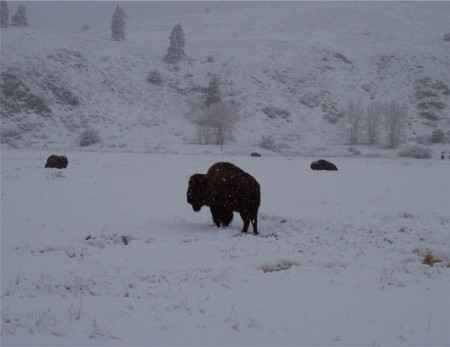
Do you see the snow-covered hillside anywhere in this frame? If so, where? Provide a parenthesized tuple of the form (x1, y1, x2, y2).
(1, 1, 449, 155)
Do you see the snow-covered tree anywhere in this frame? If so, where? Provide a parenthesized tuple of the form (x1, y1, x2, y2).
(194, 101, 239, 149)
(164, 23, 186, 63)
(384, 100, 407, 148)
(111, 5, 126, 41)
(10, 4, 27, 27)
(1, 0, 9, 28)
(205, 76, 221, 107)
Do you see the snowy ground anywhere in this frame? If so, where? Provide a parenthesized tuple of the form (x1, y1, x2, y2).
(1, 148, 449, 346)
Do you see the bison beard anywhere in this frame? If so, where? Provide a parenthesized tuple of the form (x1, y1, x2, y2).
(187, 162, 260, 235)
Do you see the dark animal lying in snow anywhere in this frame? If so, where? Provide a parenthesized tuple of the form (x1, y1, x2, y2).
(187, 162, 260, 234)
(310, 159, 338, 171)
(45, 155, 68, 169)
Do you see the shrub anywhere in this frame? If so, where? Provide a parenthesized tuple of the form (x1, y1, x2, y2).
(1, 71, 52, 118)
(46, 76, 80, 107)
(398, 145, 431, 159)
(78, 128, 101, 146)
(348, 147, 361, 155)
(260, 260, 298, 273)
(333, 52, 352, 64)
(422, 252, 441, 266)
(1, 127, 21, 141)
(261, 106, 291, 121)
(147, 69, 163, 86)
(420, 111, 438, 121)
(259, 135, 277, 151)
(431, 129, 445, 143)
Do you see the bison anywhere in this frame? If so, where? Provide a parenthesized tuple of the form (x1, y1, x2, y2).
(187, 162, 260, 235)
(310, 159, 338, 171)
(45, 155, 68, 169)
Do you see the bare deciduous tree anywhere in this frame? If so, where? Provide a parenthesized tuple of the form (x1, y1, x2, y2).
(195, 101, 239, 150)
(345, 97, 365, 145)
(205, 76, 221, 107)
(384, 100, 407, 148)
(366, 101, 383, 145)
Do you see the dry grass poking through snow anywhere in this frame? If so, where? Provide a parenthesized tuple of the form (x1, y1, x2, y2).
(421, 252, 442, 267)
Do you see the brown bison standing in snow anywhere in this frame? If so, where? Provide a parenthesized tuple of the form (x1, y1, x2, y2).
(310, 159, 338, 171)
(187, 162, 260, 235)
(45, 155, 68, 169)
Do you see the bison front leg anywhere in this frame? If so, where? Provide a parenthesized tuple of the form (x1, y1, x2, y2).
(211, 205, 233, 228)
(210, 206, 221, 228)
(221, 209, 233, 227)
(240, 211, 258, 235)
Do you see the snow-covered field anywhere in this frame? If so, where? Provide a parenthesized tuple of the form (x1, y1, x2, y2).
(1, 1, 450, 345)
(1, 148, 449, 346)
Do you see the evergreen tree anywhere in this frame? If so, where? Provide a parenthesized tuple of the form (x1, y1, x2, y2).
(164, 23, 186, 63)
(111, 5, 126, 41)
(205, 76, 221, 107)
(1, 0, 9, 28)
(10, 4, 27, 27)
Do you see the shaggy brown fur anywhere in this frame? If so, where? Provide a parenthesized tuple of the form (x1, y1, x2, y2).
(187, 162, 260, 234)
(310, 159, 337, 171)
(45, 155, 68, 169)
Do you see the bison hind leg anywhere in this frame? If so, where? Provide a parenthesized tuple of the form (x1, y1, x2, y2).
(251, 218, 258, 235)
(210, 206, 220, 227)
(240, 210, 259, 235)
(239, 211, 251, 234)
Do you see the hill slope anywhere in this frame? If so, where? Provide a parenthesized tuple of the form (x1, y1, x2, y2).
(1, 1, 449, 155)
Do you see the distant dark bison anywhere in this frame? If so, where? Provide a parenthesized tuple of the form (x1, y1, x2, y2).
(187, 162, 260, 234)
(310, 159, 338, 171)
(45, 155, 68, 169)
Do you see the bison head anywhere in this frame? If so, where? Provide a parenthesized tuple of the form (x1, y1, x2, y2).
(59, 156, 68, 168)
(187, 174, 206, 212)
